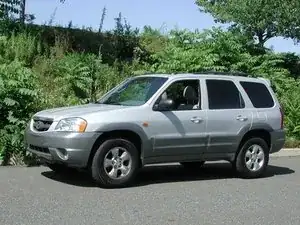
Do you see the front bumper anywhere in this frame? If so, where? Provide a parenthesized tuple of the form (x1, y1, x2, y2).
(24, 126, 101, 168)
(270, 129, 286, 153)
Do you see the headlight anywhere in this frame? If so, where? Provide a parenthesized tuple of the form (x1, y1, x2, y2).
(55, 118, 87, 132)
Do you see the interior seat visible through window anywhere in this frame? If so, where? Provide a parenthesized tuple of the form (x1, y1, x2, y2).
(177, 86, 198, 110)
(157, 79, 201, 111)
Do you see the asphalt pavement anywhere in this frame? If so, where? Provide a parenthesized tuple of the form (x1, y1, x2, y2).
(0, 156, 299, 225)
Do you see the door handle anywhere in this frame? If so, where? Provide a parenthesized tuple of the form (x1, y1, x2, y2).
(236, 115, 248, 121)
(190, 117, 203, 123)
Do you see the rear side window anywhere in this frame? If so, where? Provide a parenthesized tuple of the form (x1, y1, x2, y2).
(206, 79, 245, 109)
(240, 81, 274, 108)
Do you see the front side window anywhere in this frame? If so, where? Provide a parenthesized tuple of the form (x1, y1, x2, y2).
(155, 79, 200, 110)
(206, 79, 245, 109)
(98, 76, 168, 106)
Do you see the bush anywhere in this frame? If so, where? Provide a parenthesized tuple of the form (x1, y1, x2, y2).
(33, 52, 125, 108)
(0, 61, 40, 165)
(0, 32, 43, 67)
(280, 86, 300, 139)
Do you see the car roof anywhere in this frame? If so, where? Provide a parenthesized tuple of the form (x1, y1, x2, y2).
(135, 72, 271, 86)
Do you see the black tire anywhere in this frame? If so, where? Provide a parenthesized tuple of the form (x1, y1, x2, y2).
(91, 138, 140, 188)
(180, 161, 205, 169)
(235, 137, 269, 178)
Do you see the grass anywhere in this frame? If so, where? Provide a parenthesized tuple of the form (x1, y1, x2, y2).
(284, 138, 300, 148)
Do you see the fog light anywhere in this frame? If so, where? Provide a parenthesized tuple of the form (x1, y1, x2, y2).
(56, 148, 68, 160)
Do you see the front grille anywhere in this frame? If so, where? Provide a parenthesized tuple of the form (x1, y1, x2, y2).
(29, 145, 50, 154)
(32, 117, 53, 132)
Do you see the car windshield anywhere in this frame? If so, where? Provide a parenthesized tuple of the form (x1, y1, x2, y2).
(97, 76, 168, 106)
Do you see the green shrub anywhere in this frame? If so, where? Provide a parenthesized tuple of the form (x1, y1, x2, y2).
(35, 52, 124, 107)
(280, 85, 300, 139)
(1, 32, 43, 67)
(0, 61, 40, 165)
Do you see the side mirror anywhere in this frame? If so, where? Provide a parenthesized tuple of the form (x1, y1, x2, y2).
(153, 99, 174, 111)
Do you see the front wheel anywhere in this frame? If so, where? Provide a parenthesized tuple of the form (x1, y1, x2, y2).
(91, 138, 140, 188)
(235, 137, 269, 178)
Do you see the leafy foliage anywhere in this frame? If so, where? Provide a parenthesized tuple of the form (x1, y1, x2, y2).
(0, 0, 20, 16)
(150, 28, 253, 72)
(0, 32, 42, 66)
(52, 53, 122, 104)
(0, 61, 39, 165)
(0, 0, 65, 23)
(196, 0, 300, 45)
(280, 84, 300, 139)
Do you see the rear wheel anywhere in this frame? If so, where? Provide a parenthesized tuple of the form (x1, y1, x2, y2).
(235, 137, 269, 178)
(91, 138, 140, 188)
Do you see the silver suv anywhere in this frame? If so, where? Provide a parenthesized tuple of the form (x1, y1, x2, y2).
(25, 72, 285, 188)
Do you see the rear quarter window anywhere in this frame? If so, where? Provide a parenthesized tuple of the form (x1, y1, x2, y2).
(240, 81, 274, 108)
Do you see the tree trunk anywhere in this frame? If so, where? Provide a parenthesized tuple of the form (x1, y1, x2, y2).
(19, 0, 26, 23)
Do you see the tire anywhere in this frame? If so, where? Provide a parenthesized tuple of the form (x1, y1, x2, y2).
(235, 137, 269, 178)
(180, 161, 205, 169)
(91, 138, 140, 188)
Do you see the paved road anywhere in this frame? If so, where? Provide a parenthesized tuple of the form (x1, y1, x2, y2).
(0, 157, 299, 225)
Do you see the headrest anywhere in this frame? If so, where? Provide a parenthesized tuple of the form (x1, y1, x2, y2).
(183, 86, 197, 100)
(161, 92, 168, 100)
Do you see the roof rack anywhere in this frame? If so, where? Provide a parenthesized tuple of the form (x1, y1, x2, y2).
(138, 71, 252, 77)
(191, 71, 250, 77)
(140, 71, 250, 76)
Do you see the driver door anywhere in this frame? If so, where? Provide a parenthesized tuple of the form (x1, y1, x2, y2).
(148, 78, 208, 159)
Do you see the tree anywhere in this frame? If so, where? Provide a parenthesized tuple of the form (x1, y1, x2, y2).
(0, 0, 20, 18)
(0, 0, 65, 23)
(196, 0, 300, 47)
(150, 28, 256, 73)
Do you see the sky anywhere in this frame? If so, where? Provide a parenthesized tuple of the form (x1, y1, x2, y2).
(26, 0, 300, 54)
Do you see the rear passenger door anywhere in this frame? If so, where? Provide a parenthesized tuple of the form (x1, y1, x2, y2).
(204, 78, 253, 154)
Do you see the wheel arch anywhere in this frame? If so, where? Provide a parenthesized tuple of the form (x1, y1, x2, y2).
(87, 123, 150, 168)
(237, 128, 272, 156)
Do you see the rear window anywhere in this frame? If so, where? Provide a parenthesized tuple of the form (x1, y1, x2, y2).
(240, 81, 274, 108)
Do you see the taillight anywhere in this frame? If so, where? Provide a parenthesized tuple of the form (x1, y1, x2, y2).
(279, 107, 284, 129)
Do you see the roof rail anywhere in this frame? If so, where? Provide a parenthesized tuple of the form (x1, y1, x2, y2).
(138, 71, 253, 77)
(192, 71, 250, 77)
(139, 72, 176, 75)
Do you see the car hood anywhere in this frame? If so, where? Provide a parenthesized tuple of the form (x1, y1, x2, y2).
(33, 103, 128, 121)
